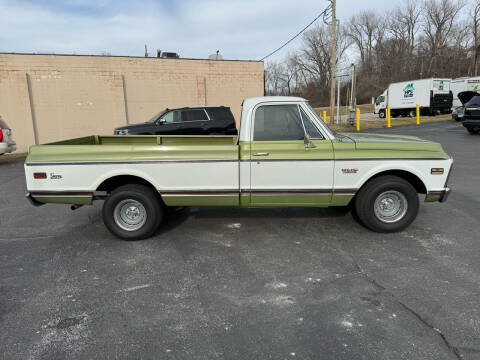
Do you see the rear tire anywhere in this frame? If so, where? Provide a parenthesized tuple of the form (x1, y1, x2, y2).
(408, 110, 416, 117)
(102, 184, 163, 240)
(354, 176, 419, 233)
(467, 127, 479, 134)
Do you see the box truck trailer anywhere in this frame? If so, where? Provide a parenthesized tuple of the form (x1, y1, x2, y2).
(451, 77, 480, 109)
(374, 78, 453, 118)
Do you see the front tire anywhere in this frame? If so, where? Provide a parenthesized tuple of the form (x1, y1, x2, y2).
(102, 184, 163, 240)
(379, 109, 386, 118)
(354, 176, 419, 233)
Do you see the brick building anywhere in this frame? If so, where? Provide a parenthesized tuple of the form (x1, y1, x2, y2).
(0, 53, 264, 153)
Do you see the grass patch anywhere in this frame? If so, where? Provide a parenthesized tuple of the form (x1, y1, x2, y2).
(0, 152, 27, 161)
(326, 114, 452, 132)
(314, 104, 374, 116)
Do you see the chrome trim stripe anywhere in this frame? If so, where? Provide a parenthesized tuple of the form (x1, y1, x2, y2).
(335, 158, 450, 161)
(25, 157, 449, 166)
(26, 159, 237, 166)
(30, 189, 356, 199)
(240, 159, 333, 162)
(162, 194, 237, 197)
(249, 193, 332, 197)
(32, 195, 92, 198)
(30, 191, 93, 196)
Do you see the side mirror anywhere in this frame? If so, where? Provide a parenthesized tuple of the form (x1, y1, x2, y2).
(157, 118, 166, 125)
(304, 134, 316, 148)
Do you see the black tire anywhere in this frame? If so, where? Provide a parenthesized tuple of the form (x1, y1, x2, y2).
(102, 184, 164, 240)
(379, 110, 386, 118)
(467, 127, 479, 134)
(354, 175, 419, 233)
(408, 110, 416, 118)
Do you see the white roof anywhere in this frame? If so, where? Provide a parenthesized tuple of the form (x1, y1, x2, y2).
(239, 96, 308, 142)
(243, 96, 306, 107)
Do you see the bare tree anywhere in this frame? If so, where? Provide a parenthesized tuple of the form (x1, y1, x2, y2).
(267, 0, 474, 106)
(388, 0, 421, 54)
(348, 11, 384, 69)
(471, 0, 480, 75)
(422, 0, 466, 74)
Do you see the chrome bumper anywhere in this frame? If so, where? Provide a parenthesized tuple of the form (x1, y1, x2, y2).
(25, 192, 45, 207)
(425, 187, 451, 203)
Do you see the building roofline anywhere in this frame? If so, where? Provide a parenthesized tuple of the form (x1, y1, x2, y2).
(0, 52, 263, 63)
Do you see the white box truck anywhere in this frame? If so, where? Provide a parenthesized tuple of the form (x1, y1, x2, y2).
(451, 77, 480, 109)
(374, 78, 453, 118)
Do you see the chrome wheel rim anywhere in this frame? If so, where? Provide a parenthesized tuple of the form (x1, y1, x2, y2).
(374, 191, 408, 223)
(113, 199, 147, 231)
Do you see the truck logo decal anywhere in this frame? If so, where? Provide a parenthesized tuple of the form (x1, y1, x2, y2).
(403, 83, 414, 98)
(50, 173, 63, 180)
(342, 168, 358, 174)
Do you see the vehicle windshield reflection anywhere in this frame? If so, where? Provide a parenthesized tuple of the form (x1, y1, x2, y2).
(148, 109, 168, 123)
(305, 103, 334, 138)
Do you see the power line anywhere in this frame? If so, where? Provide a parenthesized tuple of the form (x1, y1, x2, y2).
(259, 6, 331, 61)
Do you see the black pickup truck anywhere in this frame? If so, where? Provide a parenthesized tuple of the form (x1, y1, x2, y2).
(114, 106, 237, 135)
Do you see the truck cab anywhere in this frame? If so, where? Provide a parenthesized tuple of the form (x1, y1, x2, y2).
(374, 90, 387, 118)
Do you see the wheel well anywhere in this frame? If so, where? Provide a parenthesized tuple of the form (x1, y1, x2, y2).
(363, 170, 427, 194)
(96, 175, 157, 193)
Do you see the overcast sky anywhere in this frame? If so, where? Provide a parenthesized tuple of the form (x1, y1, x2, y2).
(1, 0, 409, 61)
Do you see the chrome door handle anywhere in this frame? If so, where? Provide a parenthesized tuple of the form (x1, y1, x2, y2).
(252, 152, 269, 156)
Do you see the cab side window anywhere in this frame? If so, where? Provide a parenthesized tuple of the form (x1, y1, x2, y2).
(253, 104, 305, 141)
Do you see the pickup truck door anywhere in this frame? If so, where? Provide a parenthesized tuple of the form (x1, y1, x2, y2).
(248, 103, 334, 206)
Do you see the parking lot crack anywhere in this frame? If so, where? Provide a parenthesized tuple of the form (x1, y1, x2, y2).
(351, 261, 462, 360)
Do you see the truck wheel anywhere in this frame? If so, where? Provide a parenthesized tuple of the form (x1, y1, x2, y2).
(102, 184, 163, 240)
(467, 127, 479, 134)
(408, 110, 416, 117)
(354, 176, 419, 233)
(379, 110, 386, 118)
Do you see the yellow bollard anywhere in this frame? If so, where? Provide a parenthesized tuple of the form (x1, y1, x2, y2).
(322, 111, 327, 123)
(416, 104, 420, 125)
(356, 108, 360, 131)
(387, 106, 391, 128)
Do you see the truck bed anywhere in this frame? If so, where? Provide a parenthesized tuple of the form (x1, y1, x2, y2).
(26, 135, 239, 164)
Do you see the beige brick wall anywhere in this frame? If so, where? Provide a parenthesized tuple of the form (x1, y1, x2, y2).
(0, 54, 264, 153)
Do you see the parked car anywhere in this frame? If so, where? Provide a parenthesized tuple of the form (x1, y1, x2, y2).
(0, 117, 16, 155)
(451, 107, 464, 121)
(25, 96, 453, 240)
(458, 91, 480, 134)
(114, 106, 237, 136)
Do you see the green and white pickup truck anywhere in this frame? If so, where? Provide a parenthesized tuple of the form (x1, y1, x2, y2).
(25, 96, 452, 240)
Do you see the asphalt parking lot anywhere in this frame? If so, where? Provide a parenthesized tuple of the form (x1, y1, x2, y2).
(1, 121, 479, 360)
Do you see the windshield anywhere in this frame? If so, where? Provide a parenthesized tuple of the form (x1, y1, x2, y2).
(465, 95, 480, 107)
(148, 109, 168, 123)
(305, 103, 335, 138)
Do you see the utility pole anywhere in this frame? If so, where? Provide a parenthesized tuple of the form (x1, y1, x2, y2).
(329, 0, 337, 125)
(348, 63, 356, 124)
(350, 64, 356, 110)
(336, 77, 341, 124)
